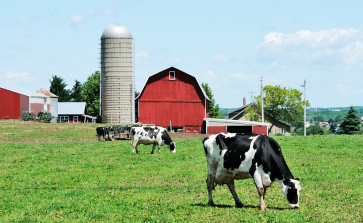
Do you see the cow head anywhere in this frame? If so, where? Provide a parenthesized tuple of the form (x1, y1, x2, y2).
(282, 178, 301, 209)
(168, 142, 176, 153)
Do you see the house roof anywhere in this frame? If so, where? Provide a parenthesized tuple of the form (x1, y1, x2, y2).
(0, 82, 49, 98)
(227, 102, 255, 120)
(228, 102, 291, 126)
(58, 102, 87, 115)
(135, 66, 210, 101)
(36, 88, 58, 97)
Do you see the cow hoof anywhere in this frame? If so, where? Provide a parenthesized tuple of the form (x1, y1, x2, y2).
(236, 202, 244, 208)
(208, 201, 215, 207)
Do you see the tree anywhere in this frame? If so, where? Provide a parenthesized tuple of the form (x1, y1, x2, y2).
(245, 85, 310, 134)
(201, 83, 223, 119)
(306, 125, 324, 135)
(49, 75, 71, 102)
(71, 80, 83, 102)
(81, 71, 100, 119)
(337, 106, 362, 135)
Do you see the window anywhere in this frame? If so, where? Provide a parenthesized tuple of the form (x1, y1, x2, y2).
(59, 116, 69, 123)
(281, 128, 286, 134)
(73, 116, 78, 123)
(193, 129, 198, 133)
(169, 71, 175, 80)
(186, 129, 191, 132)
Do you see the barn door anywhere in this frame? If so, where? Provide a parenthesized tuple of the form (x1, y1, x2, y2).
(226, 126, 252, 134)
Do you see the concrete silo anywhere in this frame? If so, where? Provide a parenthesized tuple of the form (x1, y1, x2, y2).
(100, 23, 135, 124)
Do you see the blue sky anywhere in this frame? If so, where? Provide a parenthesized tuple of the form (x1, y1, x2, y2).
(1, 0, 363, 108)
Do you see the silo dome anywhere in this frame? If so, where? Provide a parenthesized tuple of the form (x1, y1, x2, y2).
(101, 23, 133, 39)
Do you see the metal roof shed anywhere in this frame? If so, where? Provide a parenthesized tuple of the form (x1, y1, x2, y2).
(202, 118, 269, 135)
(58, 102, 97, 123)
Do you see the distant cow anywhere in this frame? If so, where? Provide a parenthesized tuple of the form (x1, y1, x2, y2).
(203, 133, 301, 210)
(96, 127, 114, 141)
(131, 126, 176, 154)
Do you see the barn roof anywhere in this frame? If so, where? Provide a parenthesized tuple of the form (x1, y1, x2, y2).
(0, 82, 49, 98)
(36, 88, 58, 97)
(136, 66, 210, 101)
(58, 102, 87, 115)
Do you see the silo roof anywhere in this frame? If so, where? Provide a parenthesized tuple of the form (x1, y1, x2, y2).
(0, 82, 49, 98)
(101, 23, 133, 39)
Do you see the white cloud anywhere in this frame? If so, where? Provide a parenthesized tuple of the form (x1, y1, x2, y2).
(256, 28, 363, 68)
(167, 58, 181, 64)
(63, 7, 120, 24)
(336, 83, 354, 93)
(5, 71, 28, 78)
(136, 51, 150, 59)
(136, 51, 151, 66)
(203, 70, 217, 81)
(214, 54, 230, 64)
(263, 62, 288, 71)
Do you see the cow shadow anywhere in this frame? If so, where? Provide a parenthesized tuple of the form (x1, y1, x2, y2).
(191, 203, 288, 210)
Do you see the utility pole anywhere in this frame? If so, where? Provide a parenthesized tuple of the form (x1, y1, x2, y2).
(248, 92, 253, 103)
(261, 77, 264, 123)
(300, 79, 307, 136)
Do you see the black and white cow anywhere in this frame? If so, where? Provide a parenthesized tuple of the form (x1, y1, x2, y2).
(203, 133, 301, 210)
(96, 127, 114, 141)
(131, 126, 176, 154)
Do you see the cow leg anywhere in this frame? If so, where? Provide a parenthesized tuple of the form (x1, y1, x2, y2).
(253, 171, 267, 211)
(97, 135, 101, 141)
(227, 179, 243, 207)
(151, 144, 156, 154)
(132, 140, 139, 153)
(207, 172, 215, 206)
(158, 145, 161, 154)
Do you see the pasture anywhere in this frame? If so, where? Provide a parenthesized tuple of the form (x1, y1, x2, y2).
(0, 122, 362, 222)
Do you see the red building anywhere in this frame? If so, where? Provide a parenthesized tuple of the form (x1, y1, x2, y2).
(136, 67, 210, 133)
(0, 83, 50, 119)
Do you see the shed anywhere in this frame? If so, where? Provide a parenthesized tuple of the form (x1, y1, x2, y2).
(202, 118, 269, 135)
(58, 102, 97, 123)
(0, 83, 50, 119)
(227, 102, 291, 135)
(136, 67, 210, 132)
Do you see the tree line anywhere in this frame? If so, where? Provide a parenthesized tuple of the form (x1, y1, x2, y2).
(49, 71, 100, 119)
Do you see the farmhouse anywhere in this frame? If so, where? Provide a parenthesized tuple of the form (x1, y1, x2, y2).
(228, 100, 291, 135)
(0, 83, 50, 119)
(58, 102, 97, 123)
(136, 67, 210, 133)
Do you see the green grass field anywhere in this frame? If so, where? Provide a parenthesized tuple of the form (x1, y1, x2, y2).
(0, 122, 362, 222)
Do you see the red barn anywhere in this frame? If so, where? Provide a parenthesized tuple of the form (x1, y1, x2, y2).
(0, 83, 50, 119)
(136, 67, 210, 133)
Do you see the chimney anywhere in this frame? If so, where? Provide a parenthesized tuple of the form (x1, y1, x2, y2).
(243, 97, 246, 106)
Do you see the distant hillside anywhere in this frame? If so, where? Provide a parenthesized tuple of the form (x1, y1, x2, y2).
(219, 108, 237, 119)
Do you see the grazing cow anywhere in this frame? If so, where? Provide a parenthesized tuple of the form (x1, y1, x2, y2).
(203, 133, 301, 210)
(96, 127, 114, 141)
(131, 126, 176, 154)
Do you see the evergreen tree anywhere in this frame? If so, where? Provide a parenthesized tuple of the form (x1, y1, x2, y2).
(71, 80, 83, 102)
(201, 83, 223, 119)
(49, 75, 71, 102)
(337, 106, 362, 134)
